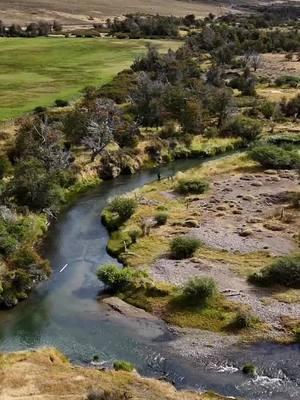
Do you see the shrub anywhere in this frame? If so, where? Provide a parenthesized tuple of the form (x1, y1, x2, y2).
(234, 310, 258, 329)
(259, 101, 276, 119)
(275, 75, 300, 88)
(170, 236, 201, 259)
(33, 106, 47, 114)
(182, 277, 217, 306)
(127, 227, 142, 243)
(54, 99, 69, 107)
(97, 263, 149, 292)
(249, 144, 300, 169)
(222, 116, 262, 142)
(108, 196, 137, 223)
(113, 360, 134, 372)
(87, 389, 128, 400)
(0, 156, 10, 179)
(295, 328, 300, 343)
(249, 255, 300, 288)
(242, 363, 257, 376)
(155, 212, 168, 226)
(176, 178, 209, 195)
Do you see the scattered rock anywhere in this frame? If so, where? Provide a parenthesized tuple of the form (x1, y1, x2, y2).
(183, 219, 199, 227)
(239, 228, 253, 237)
(216, 205, 227, 211)
(263, 222, 285, 231)
(264, 169, 278, 175)
(243, 195, 256, 201)
(251, 181, 263, 187)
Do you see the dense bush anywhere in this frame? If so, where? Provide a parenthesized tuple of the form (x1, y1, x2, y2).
(221, 116, 262, 142)
(176, 178, 209, 195)
(275, 75, 300, 88)
(242, 364, 257, 376)
(249, 144, 300, 169)
(234, 310, 258, 329)
(54, 99, 69, 107)
(97, 263, 149, 292)
(295, 328, 300, 343)
(108, 196, 137, 224)
(249, 255, 300, 288)
(113, 360, 135, 372)
(182, 277, 217, 306)
(155, 212, 168, 226)
(0, 156, 10, 179)
(170, 236, 201, 259)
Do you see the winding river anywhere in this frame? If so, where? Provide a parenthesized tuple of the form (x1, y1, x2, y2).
(0, 157, 299, 399)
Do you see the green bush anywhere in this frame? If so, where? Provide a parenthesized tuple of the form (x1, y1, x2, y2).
(0, 156, 10, 179)
(295, 328, 300, 343)
(182, 277, 217, 306)
(170, 236, 201, 259)
(249, 144, 300, 169)
(249, 255, 300, 288)
(155, 212, 168, 226)
(97, 263, 149, 293)
(54, 99, 69, 107)
(127, 227, 142, 243)
(222, 116, 262, 142)
(113, 360, 134, 372)
(176, 178, 209, 195)
(275, 75, 300, 88)
(234, 310, 258, 329)
(242, 363, 257, 377)
(108, 196, 137, 224)
(259, 101, 276, 119)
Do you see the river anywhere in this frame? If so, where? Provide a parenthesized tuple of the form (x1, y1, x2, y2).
(0, 157, 299, 400)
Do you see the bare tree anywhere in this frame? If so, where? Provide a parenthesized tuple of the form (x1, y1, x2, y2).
(242, 52, 262, 72)
(32, 118, 72, 171)
(81, 99, 119, 161)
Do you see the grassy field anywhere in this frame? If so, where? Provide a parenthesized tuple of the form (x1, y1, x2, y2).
(0, 37, 179, 121)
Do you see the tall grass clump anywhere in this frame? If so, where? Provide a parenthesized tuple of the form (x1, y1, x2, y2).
(97, 263, 149, 293)
(249, 255, 300, 288)
(170, 236, 201, 259)
(182, 277, 217, 306)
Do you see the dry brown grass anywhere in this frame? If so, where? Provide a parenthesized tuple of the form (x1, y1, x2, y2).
(0, 348, 226, 400)
(0, 0, 231, 25)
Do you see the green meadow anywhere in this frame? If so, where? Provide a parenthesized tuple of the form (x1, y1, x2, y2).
(0, 37, 179, 121)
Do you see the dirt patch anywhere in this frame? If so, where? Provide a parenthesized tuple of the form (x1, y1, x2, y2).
(189, 170, 298, 256)
(259, 53, 300, 80)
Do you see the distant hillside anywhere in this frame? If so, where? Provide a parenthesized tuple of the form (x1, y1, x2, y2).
(0, 0, 232, 25)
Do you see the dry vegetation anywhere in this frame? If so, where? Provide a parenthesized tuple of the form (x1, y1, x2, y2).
(0, 0, 231, 25)
(0, 348, 228, 400)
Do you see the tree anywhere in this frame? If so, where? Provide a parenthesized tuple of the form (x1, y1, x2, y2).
(207, 87, 233, 128)
(8, 158, 56, 210)
(242, 52, 262, 72)
(53, 20, 63, 33)
(130, 72, 166, 127)
(81, 99, 119, 161)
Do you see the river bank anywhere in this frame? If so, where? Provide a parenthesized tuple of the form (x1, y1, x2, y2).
(0, 155, 299, 399)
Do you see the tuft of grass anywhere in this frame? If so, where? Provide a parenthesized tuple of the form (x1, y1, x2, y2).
(113, 360, 135, 372)
(170, 236, 202, 259)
